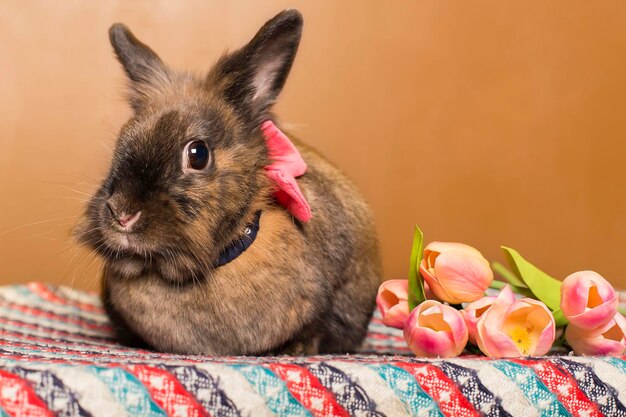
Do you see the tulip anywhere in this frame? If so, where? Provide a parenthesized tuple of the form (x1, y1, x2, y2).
(404, 300, 468, 358)
(560, 271, 618, 330)
(476, 285, 555, 357)
(376, 280, 410, 329)
(419, 242, 493, 304)
(461, 296, 496, 344)
(565, 313, 626, 356)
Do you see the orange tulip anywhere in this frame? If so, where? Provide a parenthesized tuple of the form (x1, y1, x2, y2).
(420, 242, 493, 304)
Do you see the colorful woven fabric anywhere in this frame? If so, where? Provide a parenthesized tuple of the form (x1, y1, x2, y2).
(0, 283, 624, 416)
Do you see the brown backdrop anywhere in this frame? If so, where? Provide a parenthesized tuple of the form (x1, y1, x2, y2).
(1, 1, 626, 291)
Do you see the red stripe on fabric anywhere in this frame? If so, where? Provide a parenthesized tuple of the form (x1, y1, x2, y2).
(511, 359, 601, 417)
(0, 338, 118, 357)
(268, 364, 350, 417)
(0, 353, 193, 367)
(0, 340, 209, 364)
(0, 354, 94, 365)
(395, 362, 480, 417)
(364, 341, 411, 349)
(362, 346, 411, 352)
(366, 333, 405, 341)
(0, 329, 130, 351)
(27, 283, 104, 313)
(0, 301, 110, 331)
(0, 330, 163, 358)
(0, 317, 113, 343)
(126, 365, 210, 417)
(0, 370, 54, 417)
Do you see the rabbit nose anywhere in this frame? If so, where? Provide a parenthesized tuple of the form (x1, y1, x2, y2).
(107, 199, 141, 229)
(116, 211, 141, 229)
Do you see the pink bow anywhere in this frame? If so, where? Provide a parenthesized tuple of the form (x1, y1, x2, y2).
(261, 120, 312, 222)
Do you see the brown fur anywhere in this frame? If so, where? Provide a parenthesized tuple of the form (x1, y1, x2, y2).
(76, 10, 381, 355)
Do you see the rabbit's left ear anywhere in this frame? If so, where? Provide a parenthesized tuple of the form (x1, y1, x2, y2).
(109, 23, 170, 110)
(210, 9, 303, 119)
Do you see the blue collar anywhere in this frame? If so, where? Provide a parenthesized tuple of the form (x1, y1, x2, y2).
(215, 211, 262, 267)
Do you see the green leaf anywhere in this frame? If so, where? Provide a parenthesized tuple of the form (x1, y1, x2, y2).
(552, 309, 569, 327)
(488, 280, 507, 290)
(488, 280, 534, 298)
(491, 261, 528, 288)
(408, 226, 426, 310)
(501, 246, 563, 312)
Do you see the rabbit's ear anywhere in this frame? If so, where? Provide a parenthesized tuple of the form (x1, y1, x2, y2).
(211, 10, 303, 118)
(109, 24, 169, 110)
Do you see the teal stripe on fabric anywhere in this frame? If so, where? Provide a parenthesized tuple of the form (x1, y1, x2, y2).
(493, 360, 570, 417)
(16, 286, 48, 303)
(230, 365, 312, 417)
(605, 357, 626, 374)
(89, 366, 167, 417)
(369, 364, 443, 417)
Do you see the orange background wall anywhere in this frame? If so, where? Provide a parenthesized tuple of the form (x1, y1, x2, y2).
(1, 1, 626, 291)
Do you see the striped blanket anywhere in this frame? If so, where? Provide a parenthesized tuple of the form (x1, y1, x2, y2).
(0, 283, 624, 417)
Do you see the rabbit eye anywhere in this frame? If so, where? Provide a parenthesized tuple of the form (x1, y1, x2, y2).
(183, 140, 211, 172)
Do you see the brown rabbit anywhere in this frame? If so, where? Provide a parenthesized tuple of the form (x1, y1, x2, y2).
(76, 9, 381, 355)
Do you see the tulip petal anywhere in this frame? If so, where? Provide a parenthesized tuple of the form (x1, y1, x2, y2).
(419, 263, 448, 301)
(519, 298, 556, 355)
(560, 271, 618, 330)
(462, 296, 496, 344)
(566, 313, 626, 356)
(377, 280, 409, 303)
(475, 286, 555, 357)
(441, 304, 469, 347)
(477, 290, 522, 357)
(477, 321, 520, 357)
(418, 305, 452, 332)
(534, 321, 557, 356)
(382, 302, 410, 329)
(432, 251, 493, 304)
(376, 280, 410, 329)
(566, 295, 618, 330)
(404, 300, 468, 358)
(424, 242, 485, 259)
(405, 326, 457, 357)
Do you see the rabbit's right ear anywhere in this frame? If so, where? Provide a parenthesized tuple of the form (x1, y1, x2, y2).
(209, 10, 303, 122)
(109, 24, 169, 110)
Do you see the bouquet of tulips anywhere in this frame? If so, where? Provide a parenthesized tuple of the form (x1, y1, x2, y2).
(376, 226, 626, 358)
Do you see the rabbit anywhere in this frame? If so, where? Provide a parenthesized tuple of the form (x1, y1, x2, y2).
(75, 9, 382, 355)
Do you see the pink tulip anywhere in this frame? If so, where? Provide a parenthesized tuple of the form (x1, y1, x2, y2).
(404, 300, 468, 358)
(560, 271, 618, 330)
(419, 242, 493, 304)
(461, 296, 496, 344)
(476, 285, 555, 357)
(376, 280, 410, 329)
(565, 313, 626, 356)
